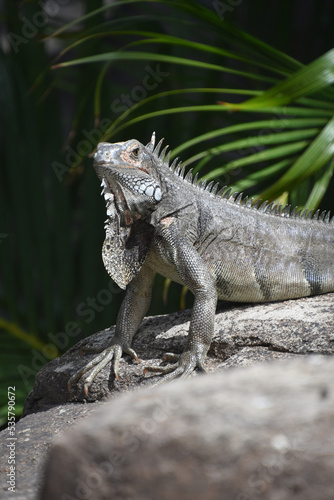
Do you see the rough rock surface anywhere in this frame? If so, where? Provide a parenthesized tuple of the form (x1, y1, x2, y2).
(23, 293, 334, 414)
(39, 356, 334, 500)
(1, 293, 332, 499)
(0, 403, 105, 500)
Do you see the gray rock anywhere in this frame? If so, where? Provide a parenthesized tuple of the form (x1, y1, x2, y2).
(2, 293, 331, 499)
(0, 403, 104, 500)
(23, 293, 334, 414)
(39, 356, 334, 500)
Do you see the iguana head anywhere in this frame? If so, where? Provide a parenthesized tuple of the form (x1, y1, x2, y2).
(94, 133, 162, 225)
(93, 133, 161, 288)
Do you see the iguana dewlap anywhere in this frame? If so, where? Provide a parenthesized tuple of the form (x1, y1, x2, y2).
(68, 133, 334, 394)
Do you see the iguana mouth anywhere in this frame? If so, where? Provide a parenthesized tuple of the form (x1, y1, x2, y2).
(100, 177, 115, 217)
(100, 176, 138, 230)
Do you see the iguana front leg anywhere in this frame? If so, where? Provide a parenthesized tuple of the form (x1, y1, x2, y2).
(144, 222, 218, 383)
(68, 266, 155, 395)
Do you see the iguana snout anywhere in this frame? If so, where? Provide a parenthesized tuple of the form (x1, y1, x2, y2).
(93, 141, 126, 165)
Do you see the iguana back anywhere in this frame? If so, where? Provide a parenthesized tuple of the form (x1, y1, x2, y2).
(169, 183, 334, 303)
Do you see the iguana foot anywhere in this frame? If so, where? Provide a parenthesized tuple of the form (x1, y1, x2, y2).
(68, 342, 140, 396)
(143, 350, 206, 385)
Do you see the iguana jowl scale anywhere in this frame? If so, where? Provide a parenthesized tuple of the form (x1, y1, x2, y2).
(69, 133, 334, 393)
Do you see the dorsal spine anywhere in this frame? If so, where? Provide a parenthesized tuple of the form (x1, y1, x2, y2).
(147, 133, 334, 224)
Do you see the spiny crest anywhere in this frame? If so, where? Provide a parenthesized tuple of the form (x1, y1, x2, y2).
(215, 187, 334, 224)
(146, 133, 334, 224)
(146, 132, 156, 152)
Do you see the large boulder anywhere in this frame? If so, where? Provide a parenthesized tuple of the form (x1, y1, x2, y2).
(23, 293, 334, 414)
(1, 293, 331, 499)
(39, 356, 334, 500)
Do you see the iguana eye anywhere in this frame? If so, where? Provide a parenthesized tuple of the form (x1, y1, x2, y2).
(130, 147, 140, 159)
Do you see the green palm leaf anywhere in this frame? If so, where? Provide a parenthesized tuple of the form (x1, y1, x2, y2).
(48, 0, 334, 209)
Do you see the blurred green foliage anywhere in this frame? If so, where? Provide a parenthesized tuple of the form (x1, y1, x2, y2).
(1, 0, 334, 425)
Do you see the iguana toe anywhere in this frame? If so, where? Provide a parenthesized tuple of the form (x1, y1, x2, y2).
(68, 343, 140, 394)
(143, 350, 200, 384)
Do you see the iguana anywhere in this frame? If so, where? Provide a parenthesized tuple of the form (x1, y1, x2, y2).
(69, 133, 334, 394)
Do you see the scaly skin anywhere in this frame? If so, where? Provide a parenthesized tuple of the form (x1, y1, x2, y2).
(68, 133, 334, 394)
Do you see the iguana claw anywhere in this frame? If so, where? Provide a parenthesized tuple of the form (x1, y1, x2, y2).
(143, 350, 206, 385)
(67, 343, 140, 395)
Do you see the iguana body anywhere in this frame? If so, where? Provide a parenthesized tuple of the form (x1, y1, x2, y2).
(69, 133, 334, 393)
